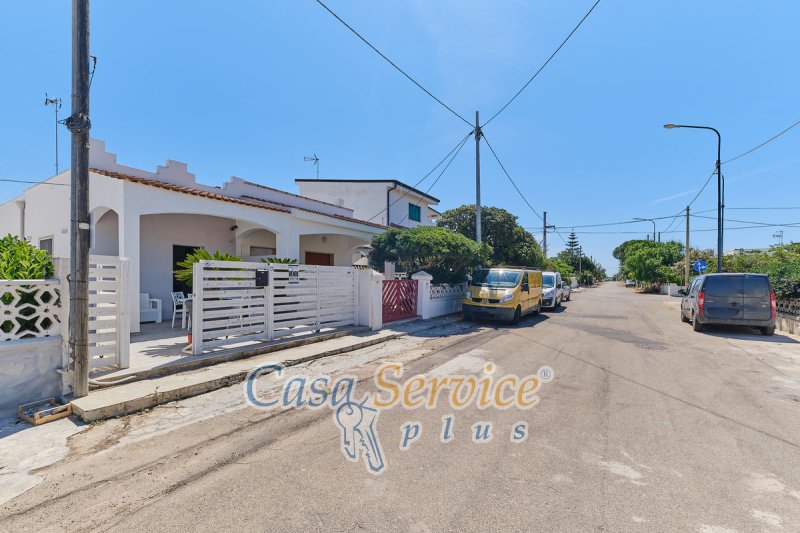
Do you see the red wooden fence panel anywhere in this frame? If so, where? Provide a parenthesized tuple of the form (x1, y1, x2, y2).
(382, 280, 418, 322)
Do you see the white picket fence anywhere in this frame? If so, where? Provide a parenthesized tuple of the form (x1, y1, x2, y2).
(191, 261, 357, 354)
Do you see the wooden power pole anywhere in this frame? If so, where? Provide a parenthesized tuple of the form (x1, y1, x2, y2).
(684, 205, 690, 288)
(67, 0, 91, 397)
(474, 111, 482, 244)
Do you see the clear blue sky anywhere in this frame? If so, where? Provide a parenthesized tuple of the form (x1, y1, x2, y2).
(2, 1, 798, 273)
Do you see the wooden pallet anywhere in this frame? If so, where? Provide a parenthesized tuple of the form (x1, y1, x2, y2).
(18, 398, 73, 425)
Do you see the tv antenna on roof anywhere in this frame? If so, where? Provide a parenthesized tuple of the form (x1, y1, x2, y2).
(44, 94, 62, 174)
(304, 154, 320, 179)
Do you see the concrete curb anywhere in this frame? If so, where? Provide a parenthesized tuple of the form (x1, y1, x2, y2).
(71, 315, 462, 422)
(91, 326, 368, 386)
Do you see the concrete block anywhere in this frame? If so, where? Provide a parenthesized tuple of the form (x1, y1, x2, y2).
(0, 337, 63, 417)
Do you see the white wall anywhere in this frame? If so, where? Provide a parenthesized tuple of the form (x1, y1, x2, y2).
(297, 181, 438, 227)
(0, 338, 62, 417)
(299, 234, 367, 266)
(93, 209, 119, 256)
(139, 213, 237, 319)
(387, 188, 434, 227)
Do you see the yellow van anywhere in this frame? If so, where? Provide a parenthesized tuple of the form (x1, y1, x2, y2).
(462, 267, 543, 324)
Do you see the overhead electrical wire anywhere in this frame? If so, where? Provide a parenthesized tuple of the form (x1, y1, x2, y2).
(365, 131, 473, 223)
(314, 0, 472, 127)
(483, 0, 603, 127)
(723, 118, 800, 164)
(480, 133, 544, 222)
(394, 133, 473, 226)
(664, 118, 800, 211)
(570, 223, 800, 235)
(692, 213, 800, 228)
(0, 178, 69, 187)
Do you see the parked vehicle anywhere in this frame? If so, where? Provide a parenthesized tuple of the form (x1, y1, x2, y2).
(625, 279, 636, 288)
(463, 267, 543, 324)
(561, 281, 571, 301)
(678, 273, 776, 335)
(541, 271, 563, 309)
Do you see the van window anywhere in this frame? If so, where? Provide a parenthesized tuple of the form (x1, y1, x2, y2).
(473, 269, 521, 289)
(543, 274, 555, 288)
(704, 276, 741, 297)
(743, 276, 770, 297)
(690, 278, 702, 296)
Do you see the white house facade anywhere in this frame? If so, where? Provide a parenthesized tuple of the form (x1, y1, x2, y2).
(0, 139, 386, 332)
(295, 179, 440, 228)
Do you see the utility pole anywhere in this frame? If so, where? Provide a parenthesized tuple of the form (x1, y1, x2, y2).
(67, 0, 91, 398)
(44, 95, 62, 174)
(684, 205, 690, 287)
(658, 232, 661, 243)
(542, 214, 555, 264)
(474, 111, 482, 244)
(542, 211, 547, 259)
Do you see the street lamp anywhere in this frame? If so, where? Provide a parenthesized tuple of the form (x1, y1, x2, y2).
(663, 123, 723, 272)
(633, 218, 656, 241)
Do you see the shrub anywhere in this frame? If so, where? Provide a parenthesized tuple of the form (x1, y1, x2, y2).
(0, 234, 53, 280)
(0, 234, 55, 337)
(174, 249, 241, 286)
(261, 257, 297, 264)
(369, 226, 490, 284)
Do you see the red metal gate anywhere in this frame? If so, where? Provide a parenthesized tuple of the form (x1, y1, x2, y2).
(382, 280, 418, 322)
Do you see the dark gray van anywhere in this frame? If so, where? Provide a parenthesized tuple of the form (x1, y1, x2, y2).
(679, 273, 776, 335)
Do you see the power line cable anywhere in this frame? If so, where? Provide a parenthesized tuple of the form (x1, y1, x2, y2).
(0, 178, 70, 187)
(691, 213, 800, 228)
(394, 134, 472, 226)
(483, 0, 603, 127)
(365, 131, 473, 223)
(547, 213, 686, 230)
(723, 118, 800, 164)
(481, 132, 544, 222)
(570, 223, 800, 235)
(314, 0, 472, 127)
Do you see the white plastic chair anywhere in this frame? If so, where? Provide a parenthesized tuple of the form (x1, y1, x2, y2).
(171, 292, 188, 328)
(140, 293, 162, 323)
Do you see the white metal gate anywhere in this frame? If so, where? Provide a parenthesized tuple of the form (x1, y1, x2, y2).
(87, 255, 130, 369)
(191, 261, 356, 354)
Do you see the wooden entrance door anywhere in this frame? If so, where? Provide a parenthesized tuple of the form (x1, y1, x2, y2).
(305, 252, 333, 266)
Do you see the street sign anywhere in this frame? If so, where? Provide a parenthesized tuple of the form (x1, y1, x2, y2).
(693, 259, 708, 273)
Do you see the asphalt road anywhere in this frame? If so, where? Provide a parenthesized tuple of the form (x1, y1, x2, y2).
(2, 283, 800, 532)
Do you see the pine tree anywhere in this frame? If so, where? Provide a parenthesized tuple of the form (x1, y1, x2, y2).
(566, 231, 580, 256)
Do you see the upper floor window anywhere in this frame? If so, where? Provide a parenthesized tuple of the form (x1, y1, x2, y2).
(408, 203, 421, 222)
(39, 237, 53, 256)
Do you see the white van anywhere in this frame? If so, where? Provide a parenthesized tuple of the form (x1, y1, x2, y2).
(541, 271, 563, 309)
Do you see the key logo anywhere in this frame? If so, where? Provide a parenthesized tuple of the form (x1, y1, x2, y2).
(244, 361, 553, 475)
(334, 398, 386, 474)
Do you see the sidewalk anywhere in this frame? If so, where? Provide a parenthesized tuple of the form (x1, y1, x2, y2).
(71, 315, 460, 422)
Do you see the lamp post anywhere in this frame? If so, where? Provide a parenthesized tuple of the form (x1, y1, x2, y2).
(663, 123, 723, 272)
(633, 218, 656, 241)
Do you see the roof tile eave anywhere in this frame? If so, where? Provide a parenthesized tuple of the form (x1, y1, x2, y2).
(91, 168, 388, 231)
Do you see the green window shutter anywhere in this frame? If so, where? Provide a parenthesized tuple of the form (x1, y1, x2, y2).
(408, 203, 421, 222)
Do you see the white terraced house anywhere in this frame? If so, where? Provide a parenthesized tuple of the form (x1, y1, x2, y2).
(0, 139, 386, 332)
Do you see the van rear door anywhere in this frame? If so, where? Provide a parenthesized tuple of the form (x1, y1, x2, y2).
(742, 275, 772, 321)
(703, 275, 744, 321)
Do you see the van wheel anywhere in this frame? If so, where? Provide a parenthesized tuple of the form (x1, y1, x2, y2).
(511, 306, 521, 325)
(761, 326, 775, 336)
(692, 314, 704, 332)
(681, 309, 690, 323)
